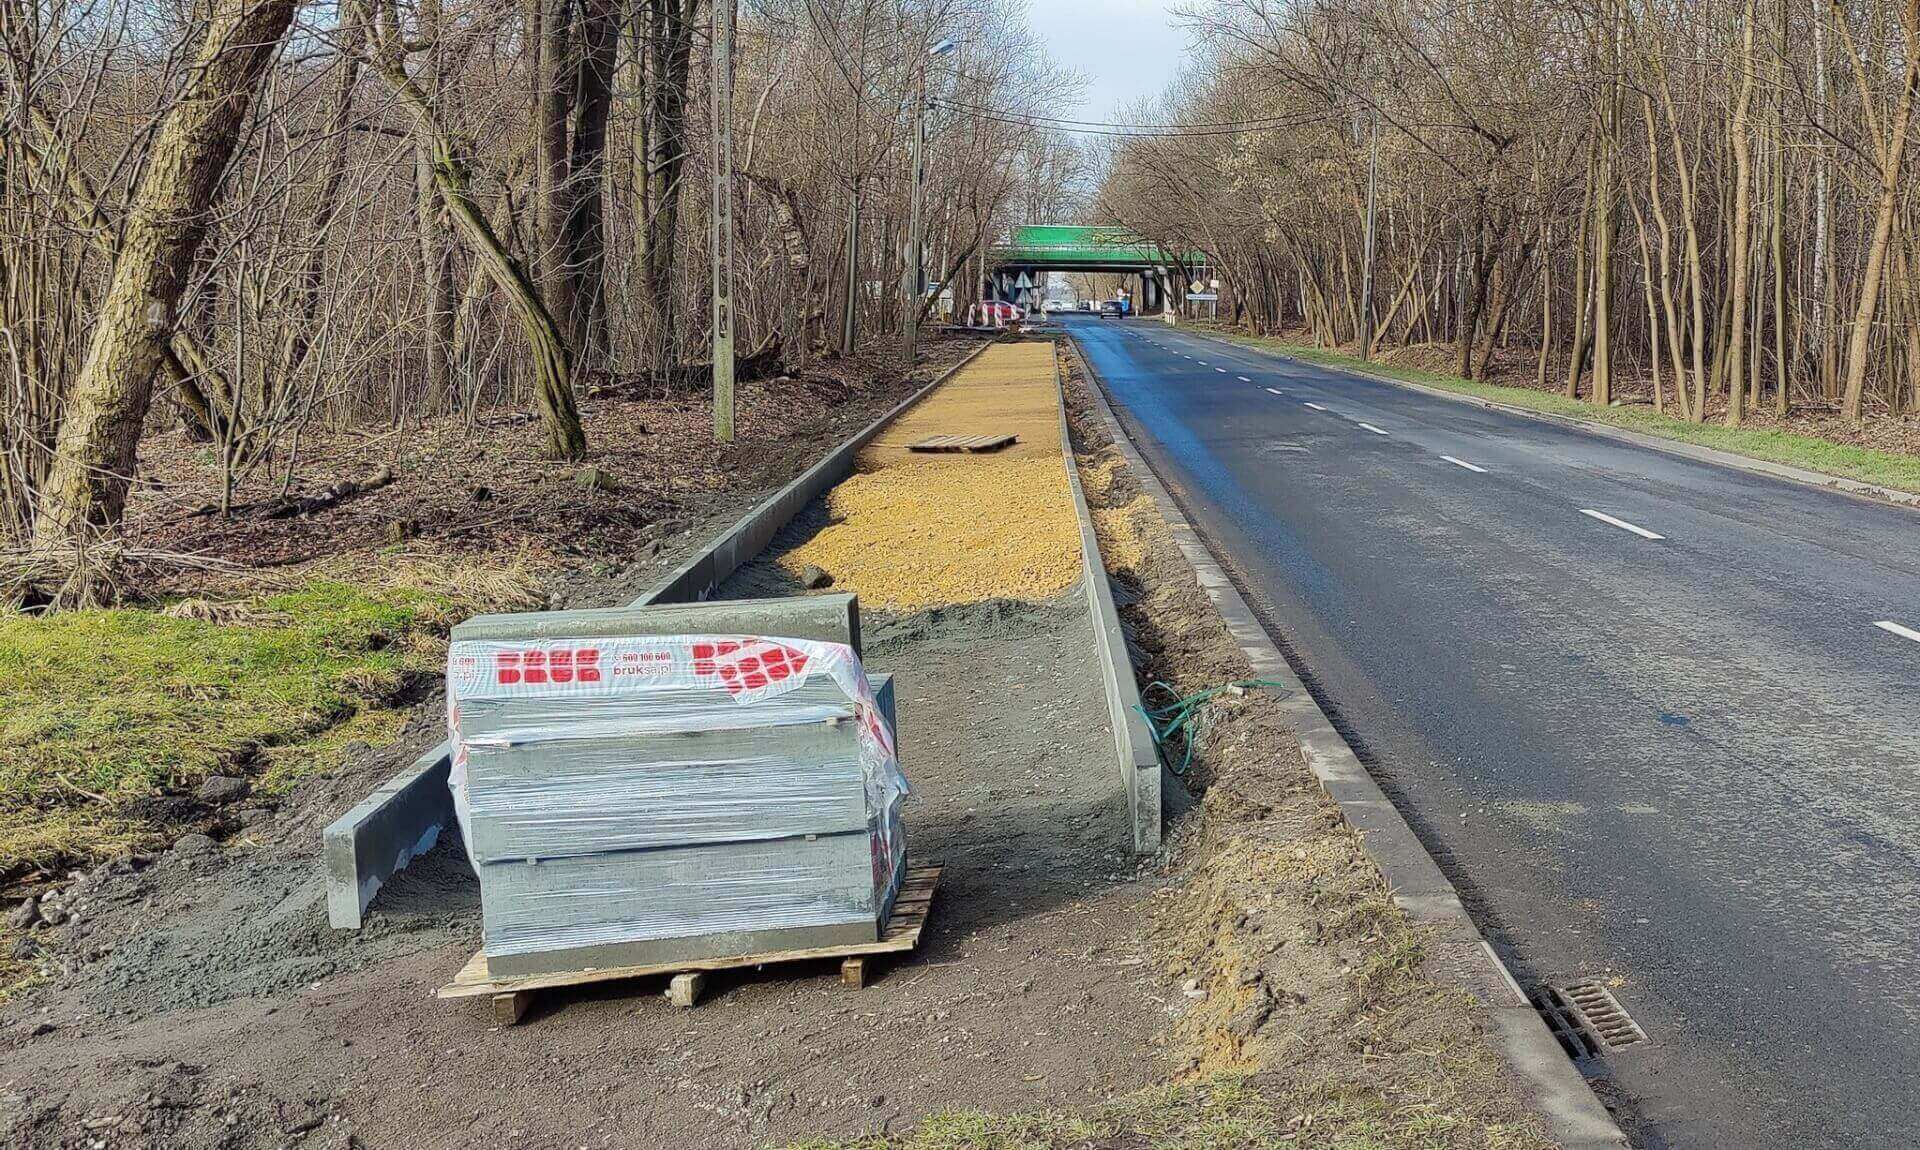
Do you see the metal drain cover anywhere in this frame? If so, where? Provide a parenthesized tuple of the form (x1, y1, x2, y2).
(1529, 981, 1648, 1060)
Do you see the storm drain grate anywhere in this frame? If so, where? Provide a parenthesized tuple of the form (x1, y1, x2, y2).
(1529, 982, 1648, 1060)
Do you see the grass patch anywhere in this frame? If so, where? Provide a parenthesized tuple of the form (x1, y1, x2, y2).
(1218, 334, 1920, 496)
(0, 576, 493, 882)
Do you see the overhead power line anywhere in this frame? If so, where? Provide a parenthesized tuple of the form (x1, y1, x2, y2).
(931, 100, 1340, 139)
(930, 97, 1334, 133)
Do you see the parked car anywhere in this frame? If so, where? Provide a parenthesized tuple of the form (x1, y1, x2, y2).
(1098, 300, 1124, 319)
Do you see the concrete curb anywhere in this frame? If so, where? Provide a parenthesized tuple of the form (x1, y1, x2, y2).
(1070, 337, 1628, 1149)
(323, 340, 999, 929)
(1230, 336, 1920, 513)
(1050, 342, 1162, 855)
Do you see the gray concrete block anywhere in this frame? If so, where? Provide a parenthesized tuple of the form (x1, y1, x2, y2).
(479, 831, 886, 977)
(323, 743, 453, 928)
(463, 723, 872, 864)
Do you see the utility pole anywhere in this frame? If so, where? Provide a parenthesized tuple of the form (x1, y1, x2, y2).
(903, 37, 955, 364)
(710, 0, 735, 441)
(902, 71, 927, 363)
(1358, 106, 1379, 361)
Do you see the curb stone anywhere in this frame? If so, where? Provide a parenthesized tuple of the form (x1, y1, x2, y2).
(1048, 340, 1161, 855)
(1228, 336, 1920, 513)
(1070, 335, 1629, 1149)
(322, 340, 1000, 929)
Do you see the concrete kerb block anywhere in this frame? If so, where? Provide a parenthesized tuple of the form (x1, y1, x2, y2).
(1066, 334, 1627, 1149)
(322, 742, 453, 928)
(1051, 341, 1161, 855)
(322, 342, 997, 930)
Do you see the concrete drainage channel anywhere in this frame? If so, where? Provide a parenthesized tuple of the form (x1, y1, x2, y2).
(1069, 334, 1630, 1149)
(324, 334, 1162, 931)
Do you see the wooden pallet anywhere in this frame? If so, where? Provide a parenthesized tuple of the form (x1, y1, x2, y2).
(907, 433, 1017, 454)
(439, 863, 943, 1025)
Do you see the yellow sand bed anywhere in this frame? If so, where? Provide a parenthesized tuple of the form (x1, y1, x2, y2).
(777, 342, 1082, 610)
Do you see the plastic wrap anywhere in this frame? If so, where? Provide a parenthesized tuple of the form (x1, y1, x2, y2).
(446, 633, 907, 971)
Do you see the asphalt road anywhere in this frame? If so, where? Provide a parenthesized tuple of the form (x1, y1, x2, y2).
(1065, 313, 1920, 1150)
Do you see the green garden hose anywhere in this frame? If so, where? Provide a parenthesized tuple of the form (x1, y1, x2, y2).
(1132, 678, 1288, 776)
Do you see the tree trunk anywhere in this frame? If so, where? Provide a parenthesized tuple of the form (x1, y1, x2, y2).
(31, 0, 299, 544)
(1456, 212, 1496, 380)
(537, 0, 576, 339)
(1839, 48, 1918, 423)
(563, 0, 618, 366)
(1566, 135, 1596, 396)
(1724, 0, 1757, 427)
(638, 0, 698, 365)
(413, 0, 455, 405)
(360, 0, 586, 459)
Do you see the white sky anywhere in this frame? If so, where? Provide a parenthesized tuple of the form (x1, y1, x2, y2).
(1025, 1, 1201, 121)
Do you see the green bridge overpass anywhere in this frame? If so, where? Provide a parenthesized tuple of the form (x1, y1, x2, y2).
(985, 225, 1202, 314)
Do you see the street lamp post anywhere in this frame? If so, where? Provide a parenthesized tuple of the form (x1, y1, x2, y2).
(902, 37, 956, 365)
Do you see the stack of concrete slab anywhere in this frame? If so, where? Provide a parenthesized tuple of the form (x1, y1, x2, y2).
(445, 595, 906, 978)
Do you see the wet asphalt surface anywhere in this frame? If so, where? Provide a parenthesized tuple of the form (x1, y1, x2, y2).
(1066, 314, 1920, 1150)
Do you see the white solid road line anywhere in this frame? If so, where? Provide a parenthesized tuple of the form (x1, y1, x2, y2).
(1357, 422, 1389, 435)
(1873, 620, 1920, 644)
(1265, 387, 1284, 396)
(1303, 402, 1328, 411)
(1441, 455, 1488, 473)
(1580, 509, 1665, 540)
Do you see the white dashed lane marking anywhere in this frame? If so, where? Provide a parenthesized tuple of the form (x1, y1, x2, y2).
(1303, 402, 1327, 411)
(1238, 376, 1251, 382)
(1579, 509, 1665, 540)
(1357, 422, 1388, 435)
(1873, 621, 1920, 644)
(1441, 455, 1488, 473)
(1265, 388, 1284, 396)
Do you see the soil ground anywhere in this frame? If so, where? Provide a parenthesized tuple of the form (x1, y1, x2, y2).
(0, 334, 1558, 1150)
(120, 337, 985, 590)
